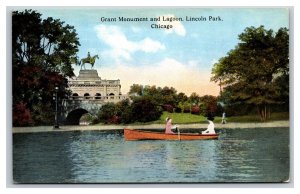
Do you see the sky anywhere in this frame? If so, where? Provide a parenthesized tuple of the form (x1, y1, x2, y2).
(36, 8, 289, 96)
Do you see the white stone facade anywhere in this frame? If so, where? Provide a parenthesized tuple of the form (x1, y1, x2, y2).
(68, 70, 127, 103)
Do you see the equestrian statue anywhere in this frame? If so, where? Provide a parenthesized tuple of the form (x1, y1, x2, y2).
(79, 52, 99, 70)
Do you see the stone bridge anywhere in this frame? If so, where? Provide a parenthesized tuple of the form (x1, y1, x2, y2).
(60, 95, 128, 125)
(60, 69, 129, 125)
(61, 99, 103, 125)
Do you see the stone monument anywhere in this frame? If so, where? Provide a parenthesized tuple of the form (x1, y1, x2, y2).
(68, 69, 127, 103)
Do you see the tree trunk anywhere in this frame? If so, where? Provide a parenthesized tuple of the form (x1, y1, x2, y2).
(258, 104, 267, 122)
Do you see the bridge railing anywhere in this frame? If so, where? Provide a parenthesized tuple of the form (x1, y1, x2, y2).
(68, 80, 120, 85)
(67, 95, 128, 102)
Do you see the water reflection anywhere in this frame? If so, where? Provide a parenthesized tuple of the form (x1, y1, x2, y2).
(13, 128, 289, 183)
(164, 140, 218, 181)
(13, 132, 75, 183)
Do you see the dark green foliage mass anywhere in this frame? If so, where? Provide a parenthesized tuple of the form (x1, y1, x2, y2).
(12, 10, 80, 126)
(211, 26, 289, 121)
(130, 96, 163, 122)
(97, 98, 162, 124)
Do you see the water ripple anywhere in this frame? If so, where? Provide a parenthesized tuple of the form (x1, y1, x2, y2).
(13, 128, 289, 183)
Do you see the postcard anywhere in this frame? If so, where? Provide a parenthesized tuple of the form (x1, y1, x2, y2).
(12, 7, 290, 183)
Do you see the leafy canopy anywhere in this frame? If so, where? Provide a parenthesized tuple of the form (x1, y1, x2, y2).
(211, 26, 289, 121)
(12, 10, 81, 126)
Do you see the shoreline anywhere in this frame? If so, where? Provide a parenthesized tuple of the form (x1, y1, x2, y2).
(12, 120, 289, 134)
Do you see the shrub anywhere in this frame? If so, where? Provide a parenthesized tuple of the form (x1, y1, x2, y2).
(97, 103, 117, 123)
(119, 107, 133, 124)
(174, 107, 182, 113)
(162, 104, 174, 113)
(131, 96, 162, 122)
(183, 105, 191, 113)
(31, 103, 54, 125)
(200, 95, 218, 116)
(116, 99, 133, 124)
(13, 102, 33, 126)
(107, 115, 121, 124)
(191, 105, 200, 115)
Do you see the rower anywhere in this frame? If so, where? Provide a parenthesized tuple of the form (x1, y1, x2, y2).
(202, 116, 216, 134)
(165, 117, 178, 134)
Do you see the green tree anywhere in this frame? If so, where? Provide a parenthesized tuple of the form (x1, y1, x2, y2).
(116, 99, 133, 124)
(129, 84, 144, 96)
(199, 95, 218, 117)
(131, 96, 162, 122)
(161, 86, 177, 106)
(177, 92, 188, 103)
(211, 26, 289, 121)
(12, 10, 80, 126)
(97, 103, 117, 123)
(143, 85, 162, 104)
(189, 92, 201, 105)
(178, 101, 192, 113)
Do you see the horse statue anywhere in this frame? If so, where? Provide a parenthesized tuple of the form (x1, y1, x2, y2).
(79, 52, 99, 70)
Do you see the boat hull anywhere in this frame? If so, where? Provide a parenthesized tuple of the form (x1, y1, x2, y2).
(124, 128, 218, 141)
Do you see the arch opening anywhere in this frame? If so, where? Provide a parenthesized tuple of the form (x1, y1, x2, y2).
(80, 113, 97, 125)
(72, 93, 79, 100)
(65, 108, 89, 125)
(109, 93, 115, 99)
(95, 93, 101, 99)
(84, 93, 91, 99)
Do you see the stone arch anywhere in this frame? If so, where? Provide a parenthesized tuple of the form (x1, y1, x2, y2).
(65, 108, 89, 125)
(95, 93, 101, 99)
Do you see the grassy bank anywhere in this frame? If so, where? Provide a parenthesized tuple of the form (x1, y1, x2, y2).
(154, 111, 289, 124)
(94, 112, 289, 126)
(159, 112, 215, 124)
(227, 112, 289, 122)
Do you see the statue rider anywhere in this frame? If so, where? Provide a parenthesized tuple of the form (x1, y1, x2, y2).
(87, 52, 91, 62)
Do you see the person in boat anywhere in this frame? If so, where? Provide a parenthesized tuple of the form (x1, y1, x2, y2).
(202, 115, 216, 134)
(165, 117, 178, 134)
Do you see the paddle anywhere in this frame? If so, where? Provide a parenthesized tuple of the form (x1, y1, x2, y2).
(176, 125, 181, 141)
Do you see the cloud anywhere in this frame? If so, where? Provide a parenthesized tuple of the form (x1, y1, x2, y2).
(158, 14, 186, 36)
(94, 25, 165, 61)
(94, 58, 219, 96)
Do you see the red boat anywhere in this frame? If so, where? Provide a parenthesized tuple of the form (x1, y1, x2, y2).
(124, 128, 218, 141)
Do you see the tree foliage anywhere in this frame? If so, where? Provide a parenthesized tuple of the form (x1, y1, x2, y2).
(128, 84, 221, 117)
(129, 84, 179, 107)
(129, 84, 144, 96)
(97, 103, 118, 123)
(211, 26, 289, 121)
(189, 92, 201, 105)
(199, 95, 219, 117)
(97, 98, 162, 124)
(98, 83, 224, 124)
(12, 10, 80, 126)
(130, 96, 163, 122)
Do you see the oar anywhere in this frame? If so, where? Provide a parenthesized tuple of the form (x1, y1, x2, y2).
(177, 126, 181, 141)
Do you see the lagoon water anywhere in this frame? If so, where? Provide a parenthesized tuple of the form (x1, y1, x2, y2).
(13, 128, 289, 183)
